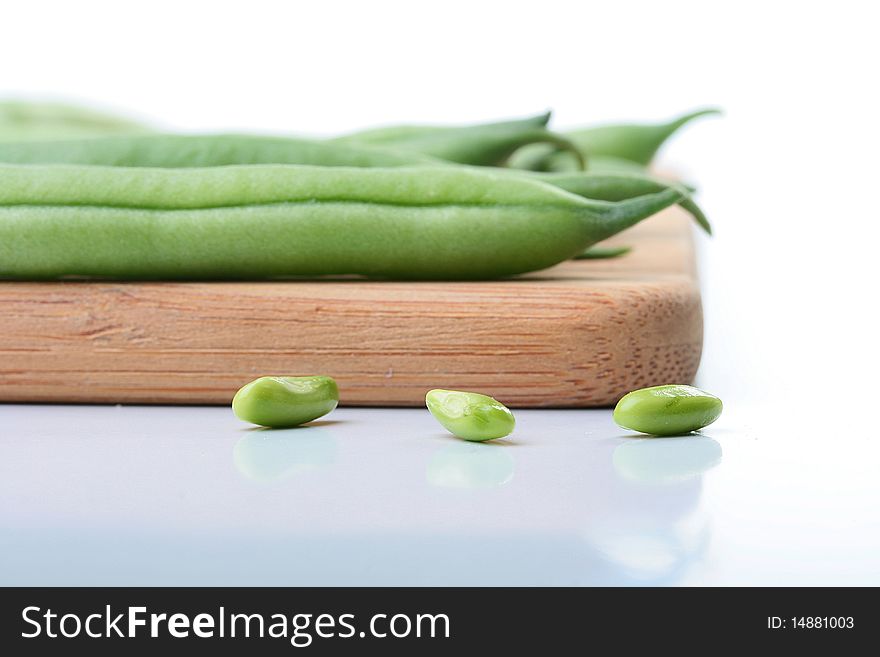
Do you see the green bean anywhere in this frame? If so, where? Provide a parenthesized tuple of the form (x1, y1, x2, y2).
(0, 100, 148, 141)
(335, 111, 550, 145)
(0, 133, 439, 168)
(538, 172, 711, 234)
(0, 136, 709, 239)
(0, 135, 709, 235)
(334, 112, 585, 168)
(0, 163, 685, 280)
(565, 108, 721, 166)
(574, 245, 631, 259)
(613, 385, 723, 436)
(426, 389, 515, 441)
(232, 376, 339, 428)
(509, 108, 720, 172)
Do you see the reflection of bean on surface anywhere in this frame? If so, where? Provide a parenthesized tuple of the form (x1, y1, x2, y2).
(612, 436, 722, 485)
(426, 442, 515, 489)
(233, 429, 336, 483)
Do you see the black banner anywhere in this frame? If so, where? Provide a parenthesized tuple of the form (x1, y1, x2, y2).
(0, 587, 871, 654)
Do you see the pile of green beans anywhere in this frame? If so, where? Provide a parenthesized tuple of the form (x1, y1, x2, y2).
(0, 103, 715, 279)
(329, 109, 716, 233)
(0, 133, 711, 233)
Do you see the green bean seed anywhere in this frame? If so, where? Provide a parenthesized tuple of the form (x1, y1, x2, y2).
(425, 389, 515, 441)
(613, 385, 723, 436)
(232, 376, 339, 428)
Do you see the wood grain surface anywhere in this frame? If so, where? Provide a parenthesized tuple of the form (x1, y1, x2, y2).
(0, 208, 702, 407)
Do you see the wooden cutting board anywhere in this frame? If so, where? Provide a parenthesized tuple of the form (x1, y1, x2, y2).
(0, 208, 702, 407)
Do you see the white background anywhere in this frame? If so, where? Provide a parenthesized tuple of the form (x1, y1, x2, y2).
(2, 0, 879, 585)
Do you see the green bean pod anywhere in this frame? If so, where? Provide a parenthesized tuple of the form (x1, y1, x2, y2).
(537, 172, 711, 234)
(333, 112, 585, 168)
(426, 389, 516, 441)
(0, 164, 683, 280)
(334, 111, 550, 145)
(0, 134, 635, 181)
(0, 100, 149, 142)
(0, 135, 709, 234)
(565, 108, 721, 166)
(509, 108, 720, 172)
(0, 133, 440, 168)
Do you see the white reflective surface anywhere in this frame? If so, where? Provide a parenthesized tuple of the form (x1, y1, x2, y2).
(2, 397, 877, 585)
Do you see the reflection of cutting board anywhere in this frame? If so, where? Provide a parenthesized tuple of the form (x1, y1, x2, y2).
(0, 208, 702, 408)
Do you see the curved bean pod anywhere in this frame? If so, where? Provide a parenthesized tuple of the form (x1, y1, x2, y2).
(334, 112, 584, 168)
(565, 108, 721, 166)
(537, 172, 711, 234)
(0, 164, 683, 280)
(509, 108, 720, 172)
